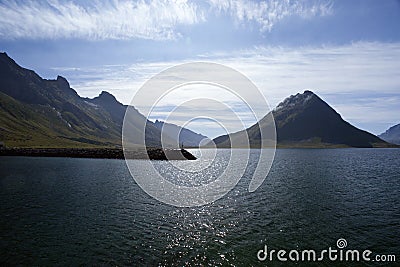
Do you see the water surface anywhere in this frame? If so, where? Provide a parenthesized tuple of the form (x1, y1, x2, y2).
(0, 149, 399, 266)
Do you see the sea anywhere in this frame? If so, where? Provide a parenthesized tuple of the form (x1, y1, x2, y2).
(1, 149, 399, 266)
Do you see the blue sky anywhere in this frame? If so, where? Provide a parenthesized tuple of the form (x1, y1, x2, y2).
(0, 0, 399, 138)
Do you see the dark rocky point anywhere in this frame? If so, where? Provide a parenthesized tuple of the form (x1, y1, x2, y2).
(0, 147, 197, 160)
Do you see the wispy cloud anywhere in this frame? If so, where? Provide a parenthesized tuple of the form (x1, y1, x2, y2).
(0, 0, 332, 40)
(0, 0, 203, 40)
(208, 0, 333, 32)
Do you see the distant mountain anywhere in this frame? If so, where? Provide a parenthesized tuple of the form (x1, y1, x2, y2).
(379, 123, 400, 145)
(213, 90, 391, 148)
(0, 52, 164, 148)
(154, 120, 210, 147)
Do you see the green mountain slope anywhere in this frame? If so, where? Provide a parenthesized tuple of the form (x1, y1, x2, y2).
(0, 52, 165, 148)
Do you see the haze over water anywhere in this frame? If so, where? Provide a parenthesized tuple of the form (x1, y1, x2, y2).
(1, 149, 399, 266)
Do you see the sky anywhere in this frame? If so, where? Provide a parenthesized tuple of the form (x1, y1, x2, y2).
(0, 0, 399, 138)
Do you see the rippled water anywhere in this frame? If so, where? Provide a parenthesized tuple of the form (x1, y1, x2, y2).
(0, 149, 399, 266)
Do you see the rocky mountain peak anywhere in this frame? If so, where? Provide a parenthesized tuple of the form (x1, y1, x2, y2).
(0, 52, 9, 58)
(275, 90, 316, 112)
(96, 91, 119, 103)
(56, 75, 70, 89)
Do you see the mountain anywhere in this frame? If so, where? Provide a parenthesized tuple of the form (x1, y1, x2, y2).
(213, 90, 391, 148)
(0, 52, 166, 148)
(154, 120, 210, 147)
(379, 123, 400, 145)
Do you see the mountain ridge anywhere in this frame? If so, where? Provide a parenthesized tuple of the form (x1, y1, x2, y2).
(0, 52, 213, 149)
(0, 52, 169, 148)
(379, 123, 400, 145)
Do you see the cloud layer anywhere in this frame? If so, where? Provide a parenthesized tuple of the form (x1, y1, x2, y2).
(0, 0, 332, 40)
(56, 42, 400, 136)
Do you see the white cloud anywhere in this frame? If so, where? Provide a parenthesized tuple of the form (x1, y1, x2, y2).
(0, 0, 203, 40)
(0, 0, 332, 40)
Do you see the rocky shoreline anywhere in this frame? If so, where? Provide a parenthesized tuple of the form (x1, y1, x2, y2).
(0, 148, 197, 160)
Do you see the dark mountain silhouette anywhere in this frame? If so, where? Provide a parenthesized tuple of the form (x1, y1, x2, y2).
(0, 52, 170, 148)
(379, 123, 400, 145)
(213, 91, 392, 148)
(154, 120, 210, 147)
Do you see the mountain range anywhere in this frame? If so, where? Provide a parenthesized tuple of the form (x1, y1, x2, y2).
(0, 52, 396, 149)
